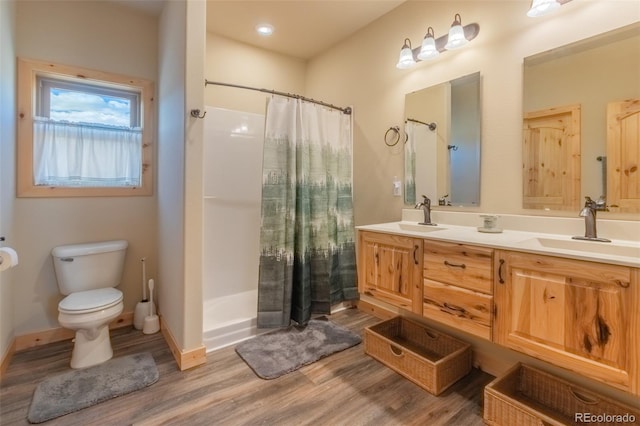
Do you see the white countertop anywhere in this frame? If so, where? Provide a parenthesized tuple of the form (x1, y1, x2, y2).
(357, 221, 640, 268)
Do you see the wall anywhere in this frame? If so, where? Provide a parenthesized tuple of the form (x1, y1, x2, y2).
(0, 0, 16, 364)
(183, 0, 206, 352)
(13, 1, 158, 334)
(157, 0, 206, 355)
(305, 0, 640, 226)
(205, 33, 306, 114)
(157, 0, 187, 350)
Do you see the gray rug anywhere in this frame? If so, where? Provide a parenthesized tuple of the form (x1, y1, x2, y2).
(27, 352, 159, 424)
(235, 317, 362, 379)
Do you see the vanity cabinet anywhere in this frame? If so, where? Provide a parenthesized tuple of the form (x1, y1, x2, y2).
(422, 241, 494, 340)
(494, 250, 640, 395)
(357, 231, 423, 314)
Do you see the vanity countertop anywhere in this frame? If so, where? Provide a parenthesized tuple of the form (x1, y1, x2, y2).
(357, 221, 640, 268)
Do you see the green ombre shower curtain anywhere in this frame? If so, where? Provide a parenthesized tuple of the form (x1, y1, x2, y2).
(257, 96, 358, 328)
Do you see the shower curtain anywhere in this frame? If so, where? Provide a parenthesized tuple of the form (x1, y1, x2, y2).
(257, 96, 358, 328)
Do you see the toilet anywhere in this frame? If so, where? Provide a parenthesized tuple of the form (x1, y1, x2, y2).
(51, 240, 128, 369)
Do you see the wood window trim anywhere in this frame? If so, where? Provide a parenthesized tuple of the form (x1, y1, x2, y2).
(17, 58, 155, 197)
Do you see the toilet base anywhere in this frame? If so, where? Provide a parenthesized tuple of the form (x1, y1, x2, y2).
(70, 325, 113, 369)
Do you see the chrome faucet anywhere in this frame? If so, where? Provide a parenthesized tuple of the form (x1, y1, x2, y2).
(415, 195, 437, 226)
(572, 196, 611, 242)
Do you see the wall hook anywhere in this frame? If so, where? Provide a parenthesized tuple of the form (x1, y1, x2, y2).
(190, 109, 206, 119)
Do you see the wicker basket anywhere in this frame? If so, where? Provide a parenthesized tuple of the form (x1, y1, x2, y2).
(364, 316, 472, 395)
(484, 363, 640, 426)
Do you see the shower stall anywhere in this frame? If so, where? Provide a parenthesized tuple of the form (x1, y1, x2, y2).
(202, 106, 265, 352)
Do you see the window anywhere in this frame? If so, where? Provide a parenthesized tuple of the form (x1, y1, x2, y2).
(17, 58, 155, 197)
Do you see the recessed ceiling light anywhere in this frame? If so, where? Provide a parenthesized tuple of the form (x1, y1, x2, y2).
(255, 24, 274, 36)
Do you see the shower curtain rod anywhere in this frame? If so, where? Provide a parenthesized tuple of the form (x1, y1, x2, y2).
(406, 118, 437, 131)
(205, 80, 352, 115)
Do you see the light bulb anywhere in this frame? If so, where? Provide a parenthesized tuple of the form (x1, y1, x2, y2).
(396, 38, 416, 69)
(417, 27, 440, 61)
(527, 0, 561, 17)
(445, 14, 468, 50)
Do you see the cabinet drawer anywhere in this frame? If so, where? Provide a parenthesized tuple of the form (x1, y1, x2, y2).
(423, 279, 493, 340)
(424, 240, 493, 294)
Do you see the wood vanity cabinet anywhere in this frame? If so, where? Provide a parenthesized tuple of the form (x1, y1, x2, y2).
(357, 231, 423, 314)
(422, 240, 494, 340)
(494, 250, 640, 395)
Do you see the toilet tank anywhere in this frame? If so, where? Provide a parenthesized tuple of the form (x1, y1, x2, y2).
(52, 240, 128, 295)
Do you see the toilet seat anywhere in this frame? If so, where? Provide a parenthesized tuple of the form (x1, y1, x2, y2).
(59, 288, 123, 314)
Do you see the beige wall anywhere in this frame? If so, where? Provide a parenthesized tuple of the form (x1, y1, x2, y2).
(183, 0, 206, 350)
(205, 33, 306, 114)
(305, 0, 640, 225)
(0, 0, 17, 361)
(13, 1, 158, 334)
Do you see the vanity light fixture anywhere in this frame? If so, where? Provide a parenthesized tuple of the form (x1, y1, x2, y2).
(526, 0, 573, 17)
(396, 38, 417, 69)
(417, 27, 440, 61)
(396, 14, 479, 69)
(444, 14, 468, 50)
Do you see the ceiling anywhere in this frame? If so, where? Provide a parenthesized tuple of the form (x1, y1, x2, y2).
(206, 1, 405, 60)
(112, 0, 405, 60)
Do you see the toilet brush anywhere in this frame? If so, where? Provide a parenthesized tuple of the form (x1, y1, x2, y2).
(134, 258, 154, 330)
(143, 278, 160, 334)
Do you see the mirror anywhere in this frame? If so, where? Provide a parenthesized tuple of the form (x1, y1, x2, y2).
(523, 23, 640, 212)
(404, 72, 481, 207)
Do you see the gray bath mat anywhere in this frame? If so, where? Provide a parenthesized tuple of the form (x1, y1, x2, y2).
(27, 352, 159, 423)
(235, 317, 362, 379)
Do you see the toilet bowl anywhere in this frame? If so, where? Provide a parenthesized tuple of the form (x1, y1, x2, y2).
(52, 240, 128, 369)
(58, 288, 124, 369)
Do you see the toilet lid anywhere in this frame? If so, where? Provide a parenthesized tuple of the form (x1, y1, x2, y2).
(59, 288, 123, 313)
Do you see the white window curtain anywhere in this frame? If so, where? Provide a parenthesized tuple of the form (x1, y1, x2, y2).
(33, 117, 142, 187)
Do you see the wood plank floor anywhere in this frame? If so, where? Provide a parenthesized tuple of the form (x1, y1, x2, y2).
(0, 308, 494, 425)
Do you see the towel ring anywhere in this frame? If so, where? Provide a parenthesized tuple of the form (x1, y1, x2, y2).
(384, 126, 401, 147)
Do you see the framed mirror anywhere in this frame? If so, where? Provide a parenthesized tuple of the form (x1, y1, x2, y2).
(404, 72, 481, 207)
(523, 23, 640, 213)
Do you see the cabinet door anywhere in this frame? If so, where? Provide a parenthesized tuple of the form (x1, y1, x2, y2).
(495, 251, 639, 395)
(358, 231, 423, 313)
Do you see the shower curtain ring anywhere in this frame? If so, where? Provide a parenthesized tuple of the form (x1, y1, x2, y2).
(190, 109, 206, 119)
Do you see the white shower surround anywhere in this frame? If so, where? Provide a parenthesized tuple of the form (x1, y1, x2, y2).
(202, 106, 265, 352)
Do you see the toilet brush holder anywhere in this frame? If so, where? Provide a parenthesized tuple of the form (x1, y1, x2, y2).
(142, 278, 160, 334)
(143, 314, 160, 334)
(134, 301, 155, 330)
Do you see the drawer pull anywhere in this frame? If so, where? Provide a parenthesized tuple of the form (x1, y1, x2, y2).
(444, 260, 466, 269)
(498, 259, 505, 284)
(425, 330, 438, 339)
(389, 344, 404, 357)
(569, 388, 599, 405)
(413, 245, 419, 265)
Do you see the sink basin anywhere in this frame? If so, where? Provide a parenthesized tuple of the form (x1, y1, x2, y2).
(525, 237, 640, 258)
(397, 223, 446, 233)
